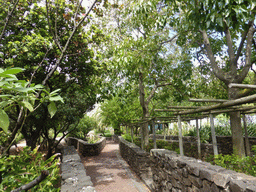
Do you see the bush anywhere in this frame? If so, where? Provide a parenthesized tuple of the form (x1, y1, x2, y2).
(68, 115, 97, 140)
(213, 154, 256, 177)
(0, 147, 60, 192)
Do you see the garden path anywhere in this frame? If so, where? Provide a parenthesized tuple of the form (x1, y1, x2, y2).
(81, 140, 150, 192)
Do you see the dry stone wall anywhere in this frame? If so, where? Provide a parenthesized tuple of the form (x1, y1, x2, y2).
(119, 136, 153, 190)
(61, 146, 96, 192)
(65, 137, 106, 156)
(149, 135, 256, 158)
(119, 137, 256, 192)
(151, 149, 256, 192)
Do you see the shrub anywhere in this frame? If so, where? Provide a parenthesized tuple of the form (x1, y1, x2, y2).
(0, 147, 60, 192)
(213, 154, 256, 177)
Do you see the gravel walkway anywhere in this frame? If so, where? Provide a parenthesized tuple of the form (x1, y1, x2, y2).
(81, 140, 150, 192)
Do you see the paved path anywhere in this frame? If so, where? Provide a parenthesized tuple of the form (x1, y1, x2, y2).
(81, 140, 150, 192)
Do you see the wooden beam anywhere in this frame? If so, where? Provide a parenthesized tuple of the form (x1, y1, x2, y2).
(168, 106, 199, 109)
(154, 109, 185, 112)
(178, 93, 256, 115)
(189, 98, 228, 103)
(229, 83, 256, 89)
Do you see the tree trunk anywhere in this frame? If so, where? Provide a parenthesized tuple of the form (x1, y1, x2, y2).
(228, 87, 245, 157)
(139, 72, 149, 149)
(230, 111, 245, 157)
(25, 135, 38, 150)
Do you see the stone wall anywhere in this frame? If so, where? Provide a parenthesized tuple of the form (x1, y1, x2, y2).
(65, 137, 106, 156)
(150, 135, 256, 157)
(61, 146, 96, 192)
(119, 136, 153, 189)
(151, 149, 256, 192)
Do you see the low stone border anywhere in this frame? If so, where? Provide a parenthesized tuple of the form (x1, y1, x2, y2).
(151, 149, 256, 191)
(61, 146, 96, 192)
(119, 136, 153, 190)
(119, 137, 256, 192)
(65, 137, 106, 156)
(149, 135, 256, 156)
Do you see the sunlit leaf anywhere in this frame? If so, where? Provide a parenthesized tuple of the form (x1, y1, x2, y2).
(48, 102, 57, 118)
(2, 68, 24, 75)
(22, 101, 34, 112)
(0, 109, 9, 132)
(49, 95, 64, 103)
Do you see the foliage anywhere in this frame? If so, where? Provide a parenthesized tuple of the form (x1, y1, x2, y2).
(213, 154, 256, 177)
(100, 90, 141, 134)
(0, 0, 107, 153)
(0, 67, 62, 132)
(164, 0, 256, 157)
(95, 129, 113, 137)
(87, 136, 100, 144)
(67, 115, 98, 140)
(0, 147, 60, 192)
(186, 125, 233, 143)
(122, 134, 180, 153)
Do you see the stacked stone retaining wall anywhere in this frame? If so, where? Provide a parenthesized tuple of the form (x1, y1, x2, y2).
(151, 149, 256, 192)
(119, 137, 256, 192)
(61, 146, 96, 192)
(150, 135, 256, 157)
(65, 137, 106, 156)
(119, 136, 153, 190)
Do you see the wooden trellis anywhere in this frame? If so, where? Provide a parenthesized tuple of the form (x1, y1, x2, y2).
(130, 84, 256, 157)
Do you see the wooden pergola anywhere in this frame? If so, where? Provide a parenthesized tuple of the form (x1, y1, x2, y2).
(130, 84, 256, 158)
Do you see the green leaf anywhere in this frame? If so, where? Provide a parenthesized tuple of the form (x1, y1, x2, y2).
(48, 102, 57, 118)
(49, 95, 64, 103)
(22, 101, 34, 112)
(2, 68, 24, 75)
(0, 109, 9, 132)
(49, 89, 61, 96)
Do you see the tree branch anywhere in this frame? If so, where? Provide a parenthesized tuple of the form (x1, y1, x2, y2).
(224, 26, 236, 75)
(160, 34, 178, 45)
(235, 29, 249, 63)
(200, 30, 227, 84)
(46, 0, 62, 51)
(237, 25, 256, 83)
(0, 0, 20, 43)
(11, 170, 49, 192)
(41, 0, 98, 86)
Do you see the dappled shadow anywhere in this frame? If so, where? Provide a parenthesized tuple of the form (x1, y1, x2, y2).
(80, 140, 150, 192)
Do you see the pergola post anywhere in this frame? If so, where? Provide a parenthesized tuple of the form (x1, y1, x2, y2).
(210, 114, 218, 156)
(243, 115, 251, 156)
(152, 119, 157, 149)
(178, 115, 184, 156)
(196, 118, 201, 159)
(131, 125, 134, 143)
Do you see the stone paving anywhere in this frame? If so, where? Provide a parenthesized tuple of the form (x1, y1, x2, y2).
(81, 140, 151, 192)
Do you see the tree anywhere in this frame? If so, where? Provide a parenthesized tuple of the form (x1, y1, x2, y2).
(0, 67, 63, 155)
(0, 0, 107, 155)
(165, 0, 256, 156)
(100, 84, 142, 135)
(99, 0, 192, 148)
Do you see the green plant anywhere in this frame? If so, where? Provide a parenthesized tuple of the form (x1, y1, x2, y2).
(68, 115, 97, 140)
(0, 147, 60, 191)
(0, 67, 63, 133)
(103, 130, 113, 137)
(213, 154, 256, 177)
(252, 145, 256, 154)
(87, 136, 100, 144)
